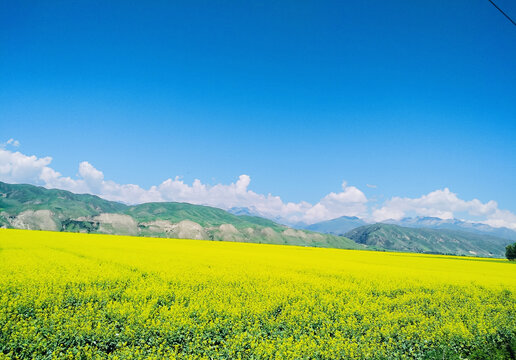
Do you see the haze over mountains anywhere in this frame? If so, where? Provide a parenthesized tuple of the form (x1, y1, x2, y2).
(303, 216, 367, 235)
(231, 205, 516, 242)
(0, 181, 512, 258)
(302, 215, 516, 241)
(384, 216, 516, 241)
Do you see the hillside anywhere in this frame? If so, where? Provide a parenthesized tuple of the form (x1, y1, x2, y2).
(345, 223, 510, 258)
(0, 181, 127, 218)
(0, 181, 361, 250)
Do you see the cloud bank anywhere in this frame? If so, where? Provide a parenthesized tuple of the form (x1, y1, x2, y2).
(0, 146, 367, 224)
(371, 188, 516, 230)
(1, 144, 515, 230)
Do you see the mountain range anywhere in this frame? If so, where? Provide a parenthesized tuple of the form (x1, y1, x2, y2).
(0, 181, 513, 258)
(344, 223, 510, 258)
(0, 181, 361, 250)
(383, 216, 516, 241)
(302, 215, 516, 241)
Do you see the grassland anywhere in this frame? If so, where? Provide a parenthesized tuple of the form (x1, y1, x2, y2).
(0, 229, 515, 359)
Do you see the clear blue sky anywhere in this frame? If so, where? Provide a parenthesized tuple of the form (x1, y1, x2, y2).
(1, 1, 515, 211)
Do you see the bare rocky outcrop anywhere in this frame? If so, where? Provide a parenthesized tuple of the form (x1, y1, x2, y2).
(219, 224, 238, 234)
(283, 229, 309, 238)
(260, 227, 276, 237)
(140, 220, 176, 233)
(10, 210, 57, 231)
(127, 219, 208, 240)
(94, 213, 138, 236)
(216, 224, 242, 242)
(311, 232, 324, 240)
(170, 220, 208, 240)
(243, 227, 255, 236)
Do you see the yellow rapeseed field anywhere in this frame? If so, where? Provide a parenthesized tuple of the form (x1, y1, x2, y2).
(0, 228, 515, 359)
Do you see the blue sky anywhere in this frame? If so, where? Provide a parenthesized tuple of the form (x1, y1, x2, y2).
(1, 1, 515, 226)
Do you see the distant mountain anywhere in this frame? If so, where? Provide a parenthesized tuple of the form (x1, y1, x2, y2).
(385, 216, 516, 241)
(0, 181, 361, 250)
(227, 206, 260, 217)
(304, 216, 368, 235)
(345, 223, 510, 258)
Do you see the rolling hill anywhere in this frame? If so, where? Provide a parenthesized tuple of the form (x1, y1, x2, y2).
(344, 223, 510, 258)
(0, 181, 361, 250)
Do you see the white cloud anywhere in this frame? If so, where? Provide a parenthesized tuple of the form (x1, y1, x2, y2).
(1, 146, 515, 230)
(483, 209, 516, 231)
(0, 148, 53, 184)
(6, 139, 20, 147)
(370, 188, 516, 229)
(0, 147, 367, 224)
(366, 184, 377, 188)
(78, 161, 104, 192)
(303, 182, 368, 223)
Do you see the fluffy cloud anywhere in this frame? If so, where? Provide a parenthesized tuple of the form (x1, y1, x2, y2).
(303, 182, 368, 223)
(6, 138, 20, 147)
(371, 188, 516, 230)
(0, 147, 366, 224)
(0, 148, 53, 184)
(1, 146, 516, 230)
(483, 209, 516, 230)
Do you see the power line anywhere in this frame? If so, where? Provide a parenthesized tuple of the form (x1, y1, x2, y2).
(487, 0, 516, 27)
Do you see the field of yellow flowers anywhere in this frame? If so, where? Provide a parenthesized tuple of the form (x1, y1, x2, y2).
(0, 228, 515, 359)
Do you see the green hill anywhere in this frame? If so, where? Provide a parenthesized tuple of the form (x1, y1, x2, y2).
(0, 181, 360, 250)
(0, 181, 126, 217)
(345, 223, 509, 258)
(125, 202, 283, 230)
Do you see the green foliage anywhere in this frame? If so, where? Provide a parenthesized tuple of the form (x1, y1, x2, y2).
(507, 243, 516, 261)
(61, 219, 100, 233)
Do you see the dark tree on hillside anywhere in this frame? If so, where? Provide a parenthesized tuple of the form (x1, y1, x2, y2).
(506, 243, 516, 261)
